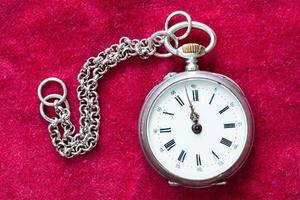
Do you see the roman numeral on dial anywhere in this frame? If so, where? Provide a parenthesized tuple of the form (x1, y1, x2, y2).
(196, 154, 201, 166)
(219, 105, 229, 114)
(192, 90, 199, 101)
(163, 111, 174, 116)
(209, 93, 215, 104)
(164, 139, 176, 151)
(220, 137, 232, 147)
(178, 150, 187, 162)
(160, 128, 171, 133)
(175, 95, 184, 106)
(224, 123, 235, 128)
(212, 150, 219, 159)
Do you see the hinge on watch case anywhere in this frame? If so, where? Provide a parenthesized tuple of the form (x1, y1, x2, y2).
(168, 180, 227, 187)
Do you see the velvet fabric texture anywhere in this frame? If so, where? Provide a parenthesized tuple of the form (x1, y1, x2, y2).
(0, 1, 299, 200)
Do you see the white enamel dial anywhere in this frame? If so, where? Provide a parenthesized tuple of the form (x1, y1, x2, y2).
(146, 78, 248, 181)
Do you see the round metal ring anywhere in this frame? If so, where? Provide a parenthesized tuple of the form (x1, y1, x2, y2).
(38, 77, 67, 107)
(165, 11, 192, 40)
(150, 31, 179, 58)
(40, 94, 70, 123)
(164, 21, 217, 56)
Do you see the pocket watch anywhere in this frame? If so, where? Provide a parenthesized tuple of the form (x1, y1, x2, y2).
(37, 11, 254, 188)
(138, 21, 254, 188)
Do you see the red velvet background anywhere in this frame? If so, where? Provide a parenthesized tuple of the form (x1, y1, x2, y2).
(0, 0, 299, 199)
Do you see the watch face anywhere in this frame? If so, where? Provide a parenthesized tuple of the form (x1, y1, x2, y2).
(139, 72, 253, 185)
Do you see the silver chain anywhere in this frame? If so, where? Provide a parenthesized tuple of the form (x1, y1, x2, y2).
(38, 34, 176, 158)
(38, 11, 195, 158)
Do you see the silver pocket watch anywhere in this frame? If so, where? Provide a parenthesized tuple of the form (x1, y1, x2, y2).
(138, 20, 254, 188)
(38, 11, 254, 188)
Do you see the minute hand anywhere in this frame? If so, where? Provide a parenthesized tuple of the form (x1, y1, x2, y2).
(184, 86, 199, 123)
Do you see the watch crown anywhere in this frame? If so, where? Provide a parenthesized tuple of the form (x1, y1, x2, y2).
(178, 43, 206, 71)
(182, 43, 203, 54)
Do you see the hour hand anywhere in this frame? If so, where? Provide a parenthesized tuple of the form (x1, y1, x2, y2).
(184, 86, 200, 123)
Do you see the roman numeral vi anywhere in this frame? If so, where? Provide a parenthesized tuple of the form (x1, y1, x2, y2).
(196, 154, 201, 166)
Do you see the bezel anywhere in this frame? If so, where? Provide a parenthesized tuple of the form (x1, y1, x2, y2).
(138, 70, 254, 188)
